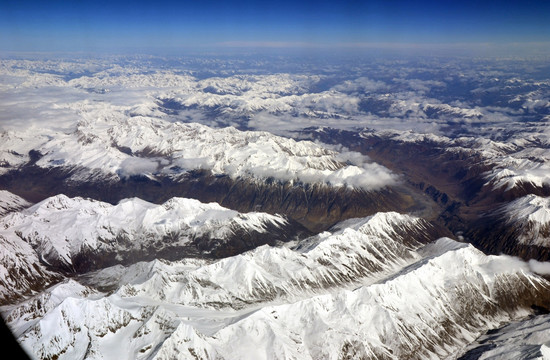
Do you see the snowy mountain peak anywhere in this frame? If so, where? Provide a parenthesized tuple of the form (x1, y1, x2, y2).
(25, 194, 107, 214)
(326, 211, 438, 247)
(505, 194, 550, 225)
(501, 195, 550, 246)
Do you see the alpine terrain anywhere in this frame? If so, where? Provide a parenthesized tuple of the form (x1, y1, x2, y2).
(1, 53, 550, 360)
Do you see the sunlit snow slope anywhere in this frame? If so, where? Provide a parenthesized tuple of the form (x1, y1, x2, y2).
(0, 193, 310, 303)
(0, 190, 31, 216)
(2, 213, 549, 360)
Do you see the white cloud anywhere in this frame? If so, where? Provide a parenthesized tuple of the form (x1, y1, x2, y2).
(118, 157, 159, 178)
(528, 259, 550, 275)
(331, 77, 388, 94)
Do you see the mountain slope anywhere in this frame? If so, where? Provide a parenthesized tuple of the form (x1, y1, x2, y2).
(202, 242, 549, 360)
(77, 212, 443, 309)
(468, 195, 550, 261)
(0, 194, 309, 275)
(4, 214, 549, 359)
(501, 195, 550, 247)
(0, 232, 62, 305)
(299, 127, 550, 259)
(457, 312, 550, 359)
(0, 119, 426, 232)
(0, 190, 32, 216)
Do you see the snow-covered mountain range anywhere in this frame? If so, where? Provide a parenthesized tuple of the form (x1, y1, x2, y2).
(2, 54, 550, 360)
(0, 193, 312, 303)
(0, 114, 422, 235)
(4, 227, 549, 359)
(0, 191, 548, 360)
(0, 116, 396, 189)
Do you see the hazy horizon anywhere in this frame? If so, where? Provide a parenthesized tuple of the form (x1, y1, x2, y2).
(1, 0, 549, 56)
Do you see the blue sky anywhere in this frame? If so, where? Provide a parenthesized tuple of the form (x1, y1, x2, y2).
(1, 0, 549, 54)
